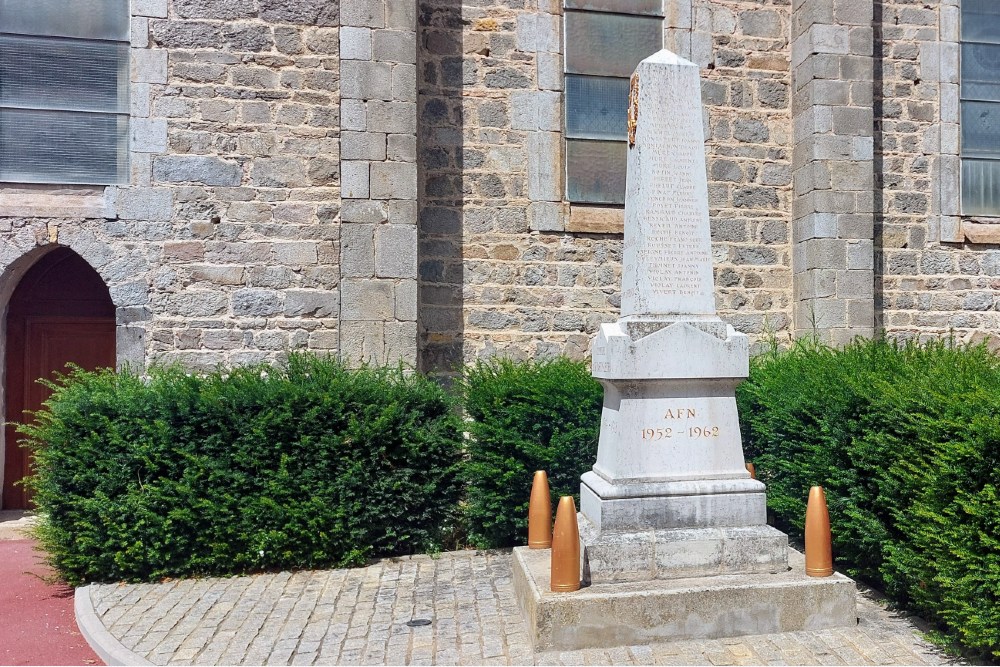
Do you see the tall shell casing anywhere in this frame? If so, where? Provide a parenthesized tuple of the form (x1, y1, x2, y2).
(805, 485, 834, 577)
(550, 496, 581, 592)
(528, 470, 552, 549)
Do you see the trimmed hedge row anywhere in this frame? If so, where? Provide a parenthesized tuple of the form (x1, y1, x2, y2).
(738, 338, 1000, 658)
(24, 354, 602, 584)
(24, 354, 464, 584)
(460, 357, 602, 549)
(25, 340, 1000, 658)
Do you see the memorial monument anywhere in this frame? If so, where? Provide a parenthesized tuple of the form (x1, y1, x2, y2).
(512, 50, 856, 651)
(581, 49, 785, 583)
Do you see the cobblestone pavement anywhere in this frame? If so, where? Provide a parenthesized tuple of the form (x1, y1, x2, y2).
(87, 550, 959, 666)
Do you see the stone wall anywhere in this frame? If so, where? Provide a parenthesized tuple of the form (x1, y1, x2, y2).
(876, 0, 1000, 347)
(339, 0, 420, 366)
(418, 0, 608, 373)
(6, 0, 996, 380)
(417, 0, 795, 374)
(790, 0, 876, 345)
(685, 0, 795, 346)
(144, 0, 342, 369)
(0, 0, 344, 372)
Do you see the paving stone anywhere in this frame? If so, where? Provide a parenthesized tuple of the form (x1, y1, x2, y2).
(290, 651, 316, 665)
(89, 551, 956, 666)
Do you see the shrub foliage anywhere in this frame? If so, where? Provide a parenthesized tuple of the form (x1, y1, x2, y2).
(738, 337, 1000, 657)
(23, 354, 464, 584)
(460, 357, 603, 548)
(30, 339, 1000, 659)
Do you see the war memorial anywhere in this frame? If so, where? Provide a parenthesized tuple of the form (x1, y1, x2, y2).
(513, 50, 857, 652)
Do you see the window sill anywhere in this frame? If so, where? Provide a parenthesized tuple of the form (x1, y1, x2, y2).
(0, 184, 111, 219)
(566, 204, 624, 234)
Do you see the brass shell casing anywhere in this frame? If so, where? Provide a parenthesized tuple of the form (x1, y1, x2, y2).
(805, 485, 834, 577)
(550, 496, 581, 592)
(528, 470, 552, 549)
(745, 462, 756, 479)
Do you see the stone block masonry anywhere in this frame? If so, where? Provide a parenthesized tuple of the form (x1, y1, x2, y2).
(340, 0, 419, 367)
(3, 0, 991, 380)
(876, 0, 1000, 350)
(791, 0, 876, 345)
(139, 0, 344, 369)
(418, 0, 796, 375)
(677, 0, 796, 345)
(0, 0, 346, 373)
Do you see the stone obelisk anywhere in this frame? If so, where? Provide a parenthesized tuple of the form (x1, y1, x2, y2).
(511, 51, 856, 652)
(581, 50, 788, 583)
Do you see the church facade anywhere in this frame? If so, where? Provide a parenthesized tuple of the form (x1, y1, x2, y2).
(1, 0, 996, 506)
(0, 0, 992, 379)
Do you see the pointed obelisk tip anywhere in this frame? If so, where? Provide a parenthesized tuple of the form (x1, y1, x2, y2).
(528, 470, 552, 549)
(550, 496, 581, 592)
(805, 486, 834, 577)
(640, 48, 698, 69)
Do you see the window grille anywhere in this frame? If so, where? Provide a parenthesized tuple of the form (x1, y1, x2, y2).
(0, 0, 129, 185)
(563, 1, 663, 205)
(961, 0, 1000, 216)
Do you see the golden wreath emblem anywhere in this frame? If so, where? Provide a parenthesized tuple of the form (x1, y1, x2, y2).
(627, 72, 639, 147)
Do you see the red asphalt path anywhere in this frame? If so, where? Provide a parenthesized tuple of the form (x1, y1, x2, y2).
(0, 539, 101, 666)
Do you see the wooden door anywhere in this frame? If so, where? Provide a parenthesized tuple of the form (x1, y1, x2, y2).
(4, 319, 116, 509)
(2, 249, 116, 509)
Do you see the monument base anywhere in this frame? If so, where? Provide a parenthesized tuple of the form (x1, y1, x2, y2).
(512, 546, 858, 653)
(581, 471, 769, 532)
(580, 520, 788, 584)
(580, 472, 788, 582)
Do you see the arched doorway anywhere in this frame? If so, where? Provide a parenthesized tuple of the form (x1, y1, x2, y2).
(2, 248, 116, 509)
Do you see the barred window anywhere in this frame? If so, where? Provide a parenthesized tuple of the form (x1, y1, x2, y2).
(0, 0, 129, 185)
(961, 0, 1000, 215)
(563, 0, 663, 205)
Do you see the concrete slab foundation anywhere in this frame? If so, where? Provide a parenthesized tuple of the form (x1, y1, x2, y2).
(512, 546, 858, 652)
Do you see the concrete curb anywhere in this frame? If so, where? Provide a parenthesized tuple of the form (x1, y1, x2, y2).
(75, 585, 154, 666)
(0, 510, 39, 540)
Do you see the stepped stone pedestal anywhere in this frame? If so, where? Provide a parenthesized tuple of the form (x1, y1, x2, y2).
(513, 547, 857, 652)
(583, 319, 787, 584)
(513, 50, 856, 651)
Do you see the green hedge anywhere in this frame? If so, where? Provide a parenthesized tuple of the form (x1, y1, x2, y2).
(460, 357, 603, 548)
(23, 354, 464, 584)
(31, 339, 1000, 659)
(738, 337, 1000, 658)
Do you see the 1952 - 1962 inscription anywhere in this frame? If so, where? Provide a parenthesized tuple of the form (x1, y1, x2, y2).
(640, 407, 720, 442)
